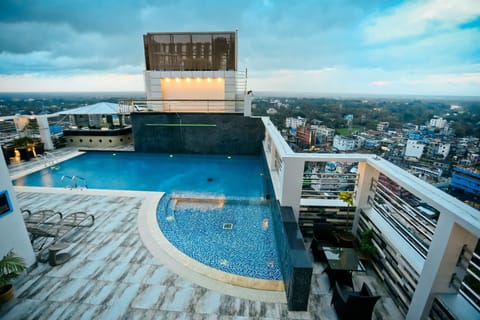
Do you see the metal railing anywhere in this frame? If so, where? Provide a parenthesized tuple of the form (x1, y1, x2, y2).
(61, 175, 88, 190)
(369, 177, 436, 258)
(461, 250, 480, 311)
(118, 99, 245, 114)
(302, 171, 357, 199)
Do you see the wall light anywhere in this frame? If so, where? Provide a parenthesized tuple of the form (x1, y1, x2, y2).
(165, 78, 171, 82)
(196, 78, 201, 82)
(217, 77, 223, 82)
(207, 78, 211, 82)
(175, 78, 180, 83)
(186, 77, 191, 82)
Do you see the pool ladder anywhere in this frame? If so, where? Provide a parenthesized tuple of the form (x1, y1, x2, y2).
(61, 175, 88, 190)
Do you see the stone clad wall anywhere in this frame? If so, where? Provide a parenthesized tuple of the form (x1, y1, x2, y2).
(131, 113, 264, 154)
(261, 153, 313, 311)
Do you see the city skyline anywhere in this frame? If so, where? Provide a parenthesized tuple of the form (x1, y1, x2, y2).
(0, 0, 479, 96)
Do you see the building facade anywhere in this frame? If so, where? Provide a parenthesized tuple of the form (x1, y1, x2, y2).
(405, 139, 425, 159)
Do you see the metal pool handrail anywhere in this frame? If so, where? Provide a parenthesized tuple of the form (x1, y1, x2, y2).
(61, 175, 88, 189)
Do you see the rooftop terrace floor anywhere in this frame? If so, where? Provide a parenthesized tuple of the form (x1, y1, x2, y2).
(1, 148, 403, 319)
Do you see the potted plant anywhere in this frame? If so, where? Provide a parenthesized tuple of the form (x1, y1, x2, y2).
(358, 229, 377, 261)
(338, 191, 354, 226)
(0, 250, 26, 304)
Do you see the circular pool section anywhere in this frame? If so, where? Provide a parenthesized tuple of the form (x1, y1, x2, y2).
(157, 195, 282, 280)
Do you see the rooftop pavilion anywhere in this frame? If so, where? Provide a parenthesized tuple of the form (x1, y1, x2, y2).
(120, 31, 250, 115)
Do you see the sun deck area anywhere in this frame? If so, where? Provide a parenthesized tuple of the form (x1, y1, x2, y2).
(0, 149, 403, 319)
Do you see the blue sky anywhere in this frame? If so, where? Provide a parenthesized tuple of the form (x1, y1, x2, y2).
(0, 0, 479, 96)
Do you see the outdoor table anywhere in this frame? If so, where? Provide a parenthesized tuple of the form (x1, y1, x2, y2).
(323, 246, 366, 272)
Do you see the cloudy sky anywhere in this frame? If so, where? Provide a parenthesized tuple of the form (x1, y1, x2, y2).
(0, 0, 479, 96)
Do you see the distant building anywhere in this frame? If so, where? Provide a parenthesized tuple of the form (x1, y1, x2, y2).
(405, 139, 425, 159)
(410, 166, 443, 180)
(377, 121, 389, 131)
(408, 131, 423, 140)
(296, 126, 316, 146)
(266, 108, 277, 115)
(333, 135, 360, 151)
(450, 168, 480, 202)
(428, 141, 451, 159)
(429, 117, 447, 129)
(285, 117, 306, 129)
(314, 125, 335, 143)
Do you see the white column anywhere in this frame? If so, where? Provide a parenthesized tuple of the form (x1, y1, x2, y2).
(406, 214, 477, 319)
(36, 115, 54, 150)
(280, 156, 304, 219)
(0, 155, 35, 266)
(353, 161, 379, 233)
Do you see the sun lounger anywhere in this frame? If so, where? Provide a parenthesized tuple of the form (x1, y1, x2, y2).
(27, 222, 74, 245)
(25, 210, 95, 264)
(22, 209, 63, 226)
(61, 211, 95, 228)
(25, 211, 94, 247)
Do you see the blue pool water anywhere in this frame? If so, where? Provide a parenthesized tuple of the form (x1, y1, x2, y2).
(158, 197, 282, 280)
(14, 152, 264, 198)
(15, 152, 282, 280)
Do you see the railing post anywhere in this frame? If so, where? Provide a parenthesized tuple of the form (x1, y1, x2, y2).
(353, 160, 380, 234)
(280, 156, 304, 219)
(406, 215, 478, 319)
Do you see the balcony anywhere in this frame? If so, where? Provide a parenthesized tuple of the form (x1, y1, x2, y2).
(262, 117, 480, 319)
(118, 98, 246, 114)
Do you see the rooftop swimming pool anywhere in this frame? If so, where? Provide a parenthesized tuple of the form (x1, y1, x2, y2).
(13, 152, 265, 198)
(14, 151, 282, 281)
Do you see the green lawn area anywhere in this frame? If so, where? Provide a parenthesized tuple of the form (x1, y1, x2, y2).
(336, 127, 362, 135)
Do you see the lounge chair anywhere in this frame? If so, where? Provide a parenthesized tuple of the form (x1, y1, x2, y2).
(22, 209, 63, 226)
(61, 211, 95, 228)
(26, 211, 94, 244)
(25, 210, 95, 264)
(331, 281, 380, 320)
(27, 222, 74, 246)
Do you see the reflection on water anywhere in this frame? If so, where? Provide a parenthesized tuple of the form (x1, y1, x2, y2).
(262, 218, 269, 230)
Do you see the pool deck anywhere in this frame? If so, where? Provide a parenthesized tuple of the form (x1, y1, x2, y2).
(1, 146, 403, 319)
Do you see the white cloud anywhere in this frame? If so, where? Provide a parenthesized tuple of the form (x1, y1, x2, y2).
(249, 67, 480, 96)
(365, 27, 480, 69)
(371, 81, 391, 87)
(363, 0, 480, 43)
(0, 73, 144, 92)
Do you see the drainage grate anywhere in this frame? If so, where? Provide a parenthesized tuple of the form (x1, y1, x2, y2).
(223, 223, 233, 230)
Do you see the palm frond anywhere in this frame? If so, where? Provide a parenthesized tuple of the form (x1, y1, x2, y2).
(0, 250, 26, 287)
(0, 254, 26, 274)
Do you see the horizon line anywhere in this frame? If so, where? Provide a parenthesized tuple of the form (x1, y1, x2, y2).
(0, 90, 479, 100)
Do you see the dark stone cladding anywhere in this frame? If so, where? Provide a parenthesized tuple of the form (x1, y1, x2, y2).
(260, 152, 312, 311)
(63, 127, 132, 136)
(131, 113, 264, 154)
(279, 205, 313, 311)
